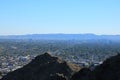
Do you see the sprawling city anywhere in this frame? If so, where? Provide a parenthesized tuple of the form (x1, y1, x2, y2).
(0, 34, 120, 80)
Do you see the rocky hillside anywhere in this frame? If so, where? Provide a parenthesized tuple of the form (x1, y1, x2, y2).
(1, 53, 81, 80)
(93, 54, 120, 80)
(70, 54, 120, 80)
(70, 68, 95, 80)
(1, 53, 120, 80)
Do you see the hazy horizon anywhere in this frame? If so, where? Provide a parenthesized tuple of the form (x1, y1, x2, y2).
(1, 33, 120, 36)
(0, 0, 120, 35)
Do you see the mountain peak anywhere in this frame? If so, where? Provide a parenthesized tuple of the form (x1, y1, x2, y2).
(1, 53, 81, 80)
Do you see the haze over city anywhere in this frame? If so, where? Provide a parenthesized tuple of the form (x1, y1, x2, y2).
(0, 0, 120, 35)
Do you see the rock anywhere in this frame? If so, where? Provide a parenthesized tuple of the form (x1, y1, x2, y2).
(1, 52, 81, 80)
(70, 54, 120, 80)
(48, 73, 67, 80)
(93, 54, 120, 80)
(70, 68, 95, 80)
(2, 52, 120, 80)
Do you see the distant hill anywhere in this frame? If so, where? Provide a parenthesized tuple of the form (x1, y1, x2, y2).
(0, 34, 120, 41)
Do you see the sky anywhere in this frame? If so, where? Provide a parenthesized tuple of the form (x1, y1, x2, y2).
(0, 0, 120, 35)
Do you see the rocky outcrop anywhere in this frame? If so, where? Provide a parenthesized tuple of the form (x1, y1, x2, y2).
(93, 54, 120, 80)
(70, 68, 95, 80)
(1, 53, 120, 80)
(70, 54, 120, 80)
(1, 53, 81, 80)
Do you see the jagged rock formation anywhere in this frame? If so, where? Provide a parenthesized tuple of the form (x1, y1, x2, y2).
(70, 54, 120, 80)
(1, 53, 120, 80)
(1, 53, 81, 80)
(93, 54, 120, 80)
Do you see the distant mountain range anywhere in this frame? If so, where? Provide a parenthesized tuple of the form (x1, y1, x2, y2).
(0, 34, 120, 41)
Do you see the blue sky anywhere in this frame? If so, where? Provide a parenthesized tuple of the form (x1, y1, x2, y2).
(0, 0, 120, 35)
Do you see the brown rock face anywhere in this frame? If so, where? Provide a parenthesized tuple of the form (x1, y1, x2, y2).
(1, 53, 80, 80)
